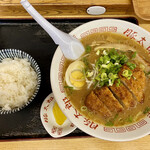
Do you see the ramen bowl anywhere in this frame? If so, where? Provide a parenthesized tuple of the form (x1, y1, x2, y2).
(50, 19, 150, 141)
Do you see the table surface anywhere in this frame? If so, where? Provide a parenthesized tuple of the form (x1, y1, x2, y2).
(1, 0, 150, 149)
(1, 135, 150, 150)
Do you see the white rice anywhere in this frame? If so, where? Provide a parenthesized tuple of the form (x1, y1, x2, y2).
(0, 58, 38, 110)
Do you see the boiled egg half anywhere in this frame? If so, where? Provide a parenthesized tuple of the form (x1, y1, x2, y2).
(65, 60, 86, 90)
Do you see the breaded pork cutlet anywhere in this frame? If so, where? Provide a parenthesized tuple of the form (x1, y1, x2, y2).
(85, 91, 112, 118)
(109, 82, 136, 108)
(119, 65, 146, 103)
(95, 86, 123, 113)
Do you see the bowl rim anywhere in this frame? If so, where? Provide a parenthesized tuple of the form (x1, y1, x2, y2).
(50, 19, 150, 141)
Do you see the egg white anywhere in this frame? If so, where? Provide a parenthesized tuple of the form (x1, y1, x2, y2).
(65, 60, 85, 90)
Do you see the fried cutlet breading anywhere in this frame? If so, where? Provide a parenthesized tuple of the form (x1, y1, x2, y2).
(94, 86, 123, 113)
(109, 82, 136, 108)
(119, 65, 146, 103)
(85, 91, 112, 118)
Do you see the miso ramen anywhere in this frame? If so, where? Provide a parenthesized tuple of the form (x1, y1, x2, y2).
(63, 32, 150, 126)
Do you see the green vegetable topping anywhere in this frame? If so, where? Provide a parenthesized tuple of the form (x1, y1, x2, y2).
(101, 72, 107, 80)
(96, 50, 100, 55)
(114, 114, 119, 121)
(105, 121, 114, 126)
(116, 79, 121, 87)
(126, 62, 136, 70)
(126, 116, 133, 123)
(81, 106, 87, 112)
(103, 50, 108, 55)
(82, 57, 89, 67)
(87, 71, 93, 77)
(64, 85, 73, 89)
(83, 48, 135, 88)
(145, 71, 150, 76)
(105, 114, 118, 126)
(85, 45, 91, 53)
(93, 48, 129, 87)
(64, 86, 74, 95)
(143, 107, 150, 114)
(122, 70, 132, 79)
(131, 52, 137, 59)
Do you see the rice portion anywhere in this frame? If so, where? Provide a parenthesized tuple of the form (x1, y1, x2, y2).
(0, 58, 38, 110)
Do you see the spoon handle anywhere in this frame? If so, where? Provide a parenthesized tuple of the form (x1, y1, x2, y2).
(20, 0, 71, 45)
(21, 0, 85, 60)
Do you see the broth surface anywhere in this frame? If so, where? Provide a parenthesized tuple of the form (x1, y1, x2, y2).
(63, 32, 150, 126)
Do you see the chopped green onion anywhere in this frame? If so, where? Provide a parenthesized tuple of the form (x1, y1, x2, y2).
(82, 57, 89, 67)
(114, 114, 119, 121)
(119, 55, 128, 64)
(96, 50, 100, 55)
(64, 85, 74, 95)
(126, 116, 133, 123)
(145, 71, 150, 76)
(122, 70, 132, 79)
(126, 62, 136, 70)
(103, 55, 110, 64)
(101, 64, 108, 69)
(99, 81, 105, 87)
(114, 62, 119, 65)
(108, 79, 113, 86)
(93, 81, 99, 89)
(108, 73, 113, 79)
(105, 114, 118, 126)
(105, 121, 114, 126)
(108, 73, 118, 80)
(132, 76, 136, 80)
(81, 106, 87, 112)
(64, 85, 73, 89)
(87, 71, 93, 77)
(103, 50, 108, 55)
(143, 107, 150, 114)
(131, 52, 137, 59)
(95, 76, 101, 81)
(88, 111, 94, 117)
(92, 48, 133, 88)
(116, 79, 121, 87)
(101, 73, 107, 80)
(85, 45, 91, 53)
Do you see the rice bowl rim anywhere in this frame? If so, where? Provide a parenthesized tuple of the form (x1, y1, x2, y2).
(0, 49, 41, 114)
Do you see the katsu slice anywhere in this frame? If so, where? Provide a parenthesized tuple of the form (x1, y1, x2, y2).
(119, 65, 146, 103)
(85, 91, 112, 118)
(109, 82, 136, 108)
(94, 86, 124, 113)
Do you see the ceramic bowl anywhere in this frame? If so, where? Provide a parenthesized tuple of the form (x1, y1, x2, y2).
(0, 49, 41, 114)
(40, 93, 77, 138)
(50, 19, 150, 141)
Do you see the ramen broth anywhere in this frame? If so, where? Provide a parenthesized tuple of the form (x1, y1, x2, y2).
(63, 32, 150, 126)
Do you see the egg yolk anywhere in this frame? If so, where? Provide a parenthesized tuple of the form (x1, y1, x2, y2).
(53, 102, 67, 125)
(70, 70, 85, 88)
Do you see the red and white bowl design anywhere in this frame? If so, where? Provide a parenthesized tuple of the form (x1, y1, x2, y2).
(50, 19, 150, 141)
(40, 93, 76, 138)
